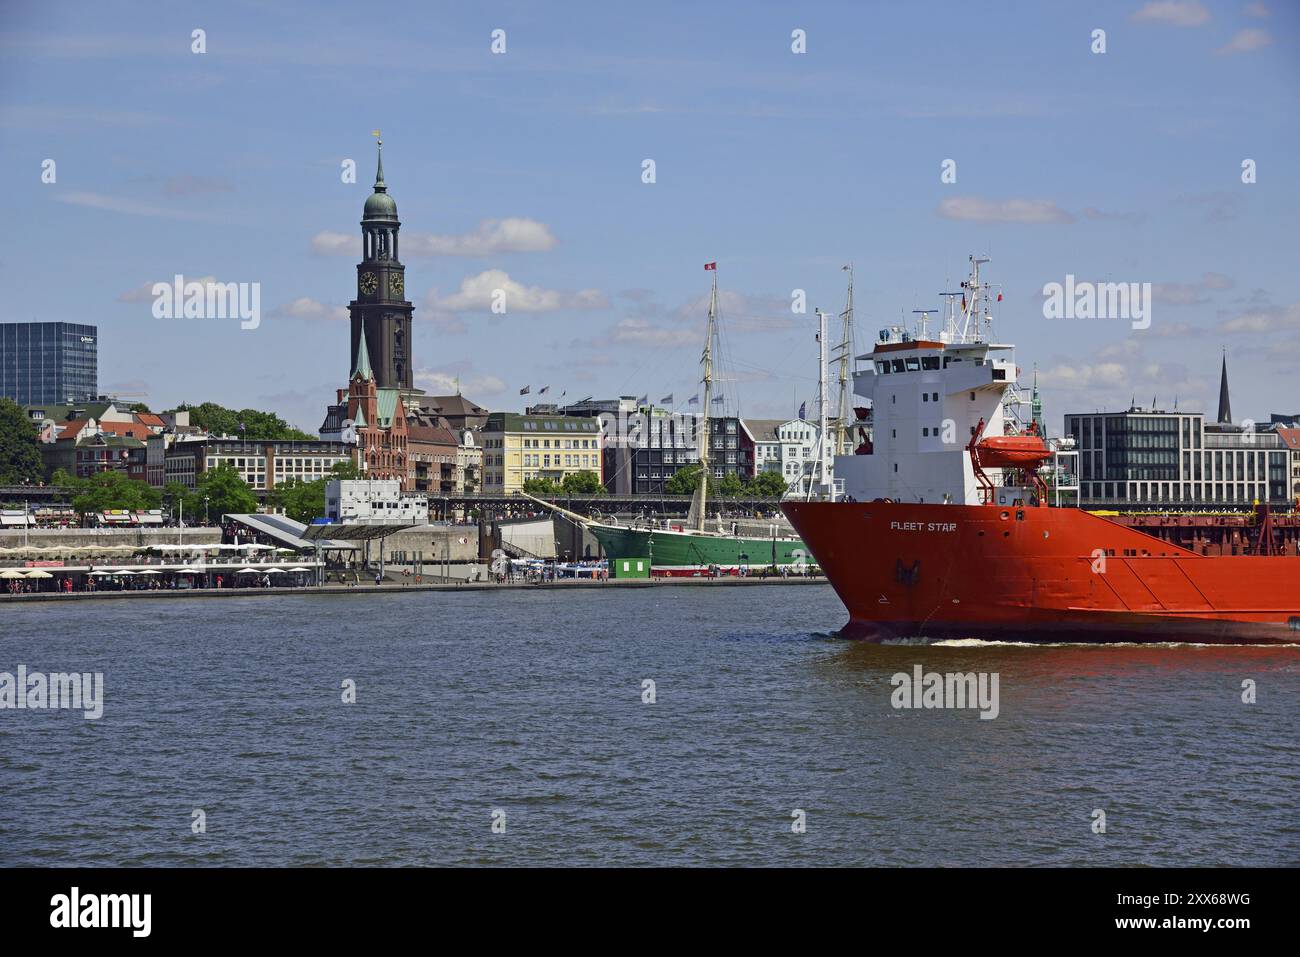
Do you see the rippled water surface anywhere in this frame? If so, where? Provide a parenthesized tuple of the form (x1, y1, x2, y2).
(2, 585, 1297, 866)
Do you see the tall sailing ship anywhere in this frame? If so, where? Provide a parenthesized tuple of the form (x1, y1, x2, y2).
(783, 256, 1300, 644)
(588, 264, 809, 575)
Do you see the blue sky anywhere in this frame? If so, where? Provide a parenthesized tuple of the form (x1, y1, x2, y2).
(2, 0, 1297, 432)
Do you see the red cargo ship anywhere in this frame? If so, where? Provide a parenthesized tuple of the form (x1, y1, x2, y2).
(783, 257, 1300, 644)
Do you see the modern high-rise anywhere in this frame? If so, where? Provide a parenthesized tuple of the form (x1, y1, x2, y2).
(0, 322, 97, 405)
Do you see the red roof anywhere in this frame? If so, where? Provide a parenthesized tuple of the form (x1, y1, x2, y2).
(56, 419, 155, 443)
(1277, 428, 1300, 451)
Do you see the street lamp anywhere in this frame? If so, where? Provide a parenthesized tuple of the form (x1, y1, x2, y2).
(204, 495, 210, 526)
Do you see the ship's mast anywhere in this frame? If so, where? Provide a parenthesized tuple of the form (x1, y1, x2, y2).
(810, 307, 833, 500)
(832, 264, 855, 457)
(693, 267, 717, 532)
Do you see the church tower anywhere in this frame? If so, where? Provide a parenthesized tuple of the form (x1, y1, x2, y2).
(349, 136, 414, 392)
(1217, 350, 1233, 425)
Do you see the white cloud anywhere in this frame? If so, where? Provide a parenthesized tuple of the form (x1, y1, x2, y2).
(311, 217, 558, 258)
(937, 196, 1073, 224)
(672, 290, 797, 331)
(610, 318, 698, 348)
(1216, 29, 1272, 55)
(1245, 2, 1270, 17)
(434, 269, 606, 313)
(56, 191, 223, 222)
(414, 369, 506, 396)
(405, 218, 558, 256)
(1038, 361, 1130, 390)
(118, 276, 218, 303)
(1131, 1, 1211, 26)
(310, 231, 355, 255)
(1152, 273, 1234, 305)
(271, 297, 348, 321)
(1218, 302, 1300, 334)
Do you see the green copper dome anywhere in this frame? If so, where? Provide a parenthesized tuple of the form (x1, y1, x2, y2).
(364, 189, 397, 219)
(362, 136, 398, 220)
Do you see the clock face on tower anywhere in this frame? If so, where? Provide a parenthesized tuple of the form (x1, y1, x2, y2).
(390, 273, 404, 297)
(359, 272, 378, 295)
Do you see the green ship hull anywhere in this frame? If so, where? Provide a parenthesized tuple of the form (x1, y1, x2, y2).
(590, 523, 810, 576)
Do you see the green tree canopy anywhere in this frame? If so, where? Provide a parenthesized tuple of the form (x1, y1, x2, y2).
(523, 477, 562, 496)
(165, 401, 315, 440)
(560, 470, 603, 494)
(193, 464, 258, 518)
(664, 464, 701, 495)
(0, 398, 43, 485)
(269, 463, 362, 523)
(715, 472, 745, 497)
(58, 469, 162, 518)
(747, 470, 790, 498)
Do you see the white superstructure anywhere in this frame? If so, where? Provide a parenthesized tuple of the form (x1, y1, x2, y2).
(835, 257, 1022, 506)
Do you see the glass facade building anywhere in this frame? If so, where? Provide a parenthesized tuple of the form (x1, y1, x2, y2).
(0, 322, 98, 405)
(1065, 409, 1292, 510)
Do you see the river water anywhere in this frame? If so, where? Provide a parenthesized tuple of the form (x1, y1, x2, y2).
(2, 584, 1296, 866)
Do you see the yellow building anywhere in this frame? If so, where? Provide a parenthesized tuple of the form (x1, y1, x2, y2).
(481, 412, 603, 494)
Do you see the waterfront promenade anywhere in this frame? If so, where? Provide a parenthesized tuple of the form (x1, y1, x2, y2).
(0, 574, 828, 603)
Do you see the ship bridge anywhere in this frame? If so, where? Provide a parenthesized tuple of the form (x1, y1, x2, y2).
(837, 257, 1019, 505)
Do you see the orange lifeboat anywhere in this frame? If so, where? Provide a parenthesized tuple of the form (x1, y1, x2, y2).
(974, 434, 1051, 468)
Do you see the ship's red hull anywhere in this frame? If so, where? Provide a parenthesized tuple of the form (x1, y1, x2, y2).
(781, 501, 1300, 645)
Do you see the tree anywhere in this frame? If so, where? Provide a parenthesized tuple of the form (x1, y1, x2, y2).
(716, 472, 745, 497)
(66, 470, 162, 519)
(162, 481, 196, 521)
(664, 464, 702, 495)
(193, 464, 258, 519)
(747, 470, 790, 498)
(266, 461, 359, 523)
(276, 477, 328, 524)
(523, 477, 562, 496)
(560, 470, 603, 494)
(165, 401, 316, 440)
(0, 398, 44, 485)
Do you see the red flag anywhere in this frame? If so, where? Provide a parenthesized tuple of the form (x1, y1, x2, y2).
(703, 262, 716, 271)
(997, 292, 1003, 301)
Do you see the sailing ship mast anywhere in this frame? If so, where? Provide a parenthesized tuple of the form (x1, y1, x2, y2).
(691, 265, 717, 532)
